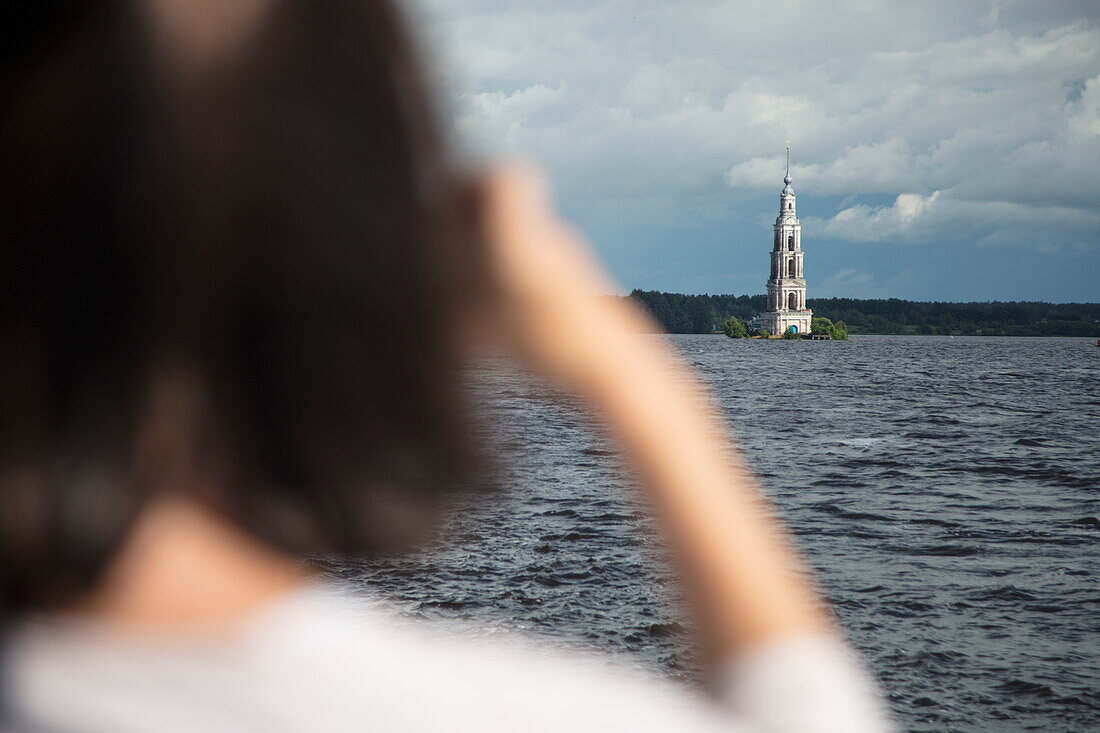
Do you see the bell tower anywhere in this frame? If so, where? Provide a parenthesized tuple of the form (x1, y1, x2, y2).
(761, 144, 812, 336)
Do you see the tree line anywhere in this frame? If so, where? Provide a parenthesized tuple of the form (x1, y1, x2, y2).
(626, 290, 1100, 337)
(719, 315, 848, 340)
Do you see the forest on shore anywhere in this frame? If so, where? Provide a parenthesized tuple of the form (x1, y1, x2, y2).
(626, 290, 1100, 337)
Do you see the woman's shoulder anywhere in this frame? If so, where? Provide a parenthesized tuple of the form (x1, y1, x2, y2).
(235, 583, 890, 733)
(243, 582, 737, 731)
(5, 580, 736, 732)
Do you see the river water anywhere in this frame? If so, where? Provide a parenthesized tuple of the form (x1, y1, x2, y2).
(325, 335, 1100, 732)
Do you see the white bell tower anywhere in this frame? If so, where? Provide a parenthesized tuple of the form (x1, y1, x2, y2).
(761, 144, 812, 336)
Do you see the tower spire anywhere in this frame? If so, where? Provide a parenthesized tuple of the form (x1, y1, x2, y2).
(782, 143, 793, 195)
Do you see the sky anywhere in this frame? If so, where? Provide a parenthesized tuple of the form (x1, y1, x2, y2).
(410, 0, 1100, 302)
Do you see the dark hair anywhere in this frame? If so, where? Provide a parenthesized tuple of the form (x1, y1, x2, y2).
(1, 0, 484, 611)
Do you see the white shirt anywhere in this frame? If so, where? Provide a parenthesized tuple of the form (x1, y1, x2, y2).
(4, 583, 892, 732)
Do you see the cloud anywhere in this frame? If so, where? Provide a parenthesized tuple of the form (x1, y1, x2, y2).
(409, 0, 1100, 297)
(819, 269, 875, 296)
(818, 191, 942, 242)
(813, 190, 1100, 249)
(816, 268, 916, 299)
(726, 138, 921, 196)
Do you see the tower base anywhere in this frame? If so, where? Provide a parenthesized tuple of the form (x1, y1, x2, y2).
(761, 310, 812, 336)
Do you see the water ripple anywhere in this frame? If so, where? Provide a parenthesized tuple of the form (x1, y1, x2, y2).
(324, 335, 1100, 732)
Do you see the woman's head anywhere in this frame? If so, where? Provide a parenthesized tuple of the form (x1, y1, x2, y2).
(1, 0, 483, 612)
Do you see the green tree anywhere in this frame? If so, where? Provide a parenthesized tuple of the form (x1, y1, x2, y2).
(629, 291, 1100, 337)
(758, 328, 771, 339)
(722, 317, 747, 338)
(782, 327, 798, 339)
(831, 321, 849, 340)
(688, 297, 717, 334)
(811, 317, 834, 336)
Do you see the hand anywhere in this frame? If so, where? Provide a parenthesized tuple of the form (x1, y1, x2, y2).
(476, 163, 658, 390)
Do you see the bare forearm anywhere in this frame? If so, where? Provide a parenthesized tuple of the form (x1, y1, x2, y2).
(572, 307, 830, 661)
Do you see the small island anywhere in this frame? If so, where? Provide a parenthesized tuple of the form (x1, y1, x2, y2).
(721, 315, 848, 340)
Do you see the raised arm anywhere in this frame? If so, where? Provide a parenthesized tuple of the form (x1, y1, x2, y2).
(478, 164, 826, 658)
(474, 165, 892, 732)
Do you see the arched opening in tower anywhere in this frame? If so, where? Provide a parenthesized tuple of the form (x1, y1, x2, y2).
(787, 259, 796, 277)
(788, 292, 798, 310)
(787, 236, 794, 251)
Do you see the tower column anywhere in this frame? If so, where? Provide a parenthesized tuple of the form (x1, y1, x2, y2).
(759, 145, 812, 336)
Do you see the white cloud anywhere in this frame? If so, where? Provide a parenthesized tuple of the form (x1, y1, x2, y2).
(818, 192, 942, 242)
(813, 190, 1100, 249)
